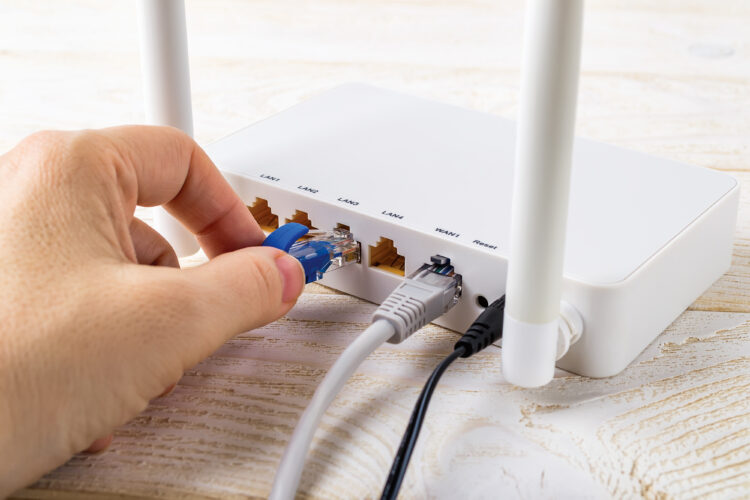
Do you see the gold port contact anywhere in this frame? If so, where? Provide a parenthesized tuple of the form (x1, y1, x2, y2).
(368, 237, 405, 276)
(247, 197, 279, 232)
(335, 223, 361, 264)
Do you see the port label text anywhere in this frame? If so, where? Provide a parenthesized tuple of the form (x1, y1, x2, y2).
(337, 197, 359, 206)
(260, 174, 279, 182)
(382, 211, 404, 220)
(472, 239, 498, 250)
(435, 227, 460, 238)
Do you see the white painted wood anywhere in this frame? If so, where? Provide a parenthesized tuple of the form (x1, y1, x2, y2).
(14, 296, 750, 499)
(2, 1, 748, 498)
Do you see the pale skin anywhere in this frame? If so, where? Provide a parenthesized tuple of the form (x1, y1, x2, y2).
(0, 126, 305, 496)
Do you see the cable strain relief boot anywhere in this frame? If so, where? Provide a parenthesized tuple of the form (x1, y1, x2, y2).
(455, 296, 505, 357)
(372, 289, 427, 342)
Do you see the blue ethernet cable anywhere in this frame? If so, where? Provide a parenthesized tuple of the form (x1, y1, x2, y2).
(262, 223, 360, 284)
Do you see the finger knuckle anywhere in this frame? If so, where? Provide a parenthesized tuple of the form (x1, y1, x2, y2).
(66, 130, 121, 170)
(14, 130, 66, 166)
(22, 129, 65, 148)
(19, 129, 122, 184)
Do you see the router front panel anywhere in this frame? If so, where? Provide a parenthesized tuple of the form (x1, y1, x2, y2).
(207, 84, 739, 378)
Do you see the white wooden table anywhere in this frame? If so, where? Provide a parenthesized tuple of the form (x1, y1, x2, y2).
(2, 1, 748, 498)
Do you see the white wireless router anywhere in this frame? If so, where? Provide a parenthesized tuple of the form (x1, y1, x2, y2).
(138, 0, 738, 384)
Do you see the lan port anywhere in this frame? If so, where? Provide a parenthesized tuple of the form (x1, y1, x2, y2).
(369, 237, 405, 276)
(247, 197, 279, 232)
(285, 210, 317, 231)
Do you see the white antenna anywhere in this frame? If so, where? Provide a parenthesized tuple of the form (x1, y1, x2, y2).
(502, 0, 584, 387)
(137, 0, 200, 256)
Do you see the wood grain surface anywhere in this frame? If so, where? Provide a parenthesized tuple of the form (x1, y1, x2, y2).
(1, 0, 748, 499)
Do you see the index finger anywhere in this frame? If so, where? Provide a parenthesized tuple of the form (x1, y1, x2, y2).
(102, 125, 265, 257)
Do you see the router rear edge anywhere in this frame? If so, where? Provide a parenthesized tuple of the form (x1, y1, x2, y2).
(206, 83, 739, 379)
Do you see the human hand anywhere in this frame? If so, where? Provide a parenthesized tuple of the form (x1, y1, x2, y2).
(0, 126, 304, 496)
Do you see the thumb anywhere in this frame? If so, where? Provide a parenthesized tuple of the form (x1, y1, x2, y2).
(189, 245, 305, 330)
(165, 246, 305, 367)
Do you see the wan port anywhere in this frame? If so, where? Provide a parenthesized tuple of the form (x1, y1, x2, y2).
(247, 197, 279, 232)
(369, 237, 405, 276)
(285, 210, 317, 231)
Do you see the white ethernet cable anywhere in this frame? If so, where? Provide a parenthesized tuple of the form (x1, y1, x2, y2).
(269, 256, 463, 500)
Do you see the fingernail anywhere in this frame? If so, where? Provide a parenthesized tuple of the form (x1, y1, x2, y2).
(275, 253, 305, 303)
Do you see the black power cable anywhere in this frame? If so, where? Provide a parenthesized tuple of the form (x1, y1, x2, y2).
(381, 296, 506, 500)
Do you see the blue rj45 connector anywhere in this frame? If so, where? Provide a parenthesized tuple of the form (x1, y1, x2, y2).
(262, 223, 360, 284)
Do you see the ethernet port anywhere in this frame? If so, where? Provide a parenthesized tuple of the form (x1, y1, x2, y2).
(285, 210, 317, 230)
(368, 237, 405, 276)
(247, 197, 279, 232)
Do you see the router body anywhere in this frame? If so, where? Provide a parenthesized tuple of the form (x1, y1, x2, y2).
(206, 84, 738, 378)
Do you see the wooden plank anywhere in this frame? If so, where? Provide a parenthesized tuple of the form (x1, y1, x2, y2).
(15, 305, 749, 499)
